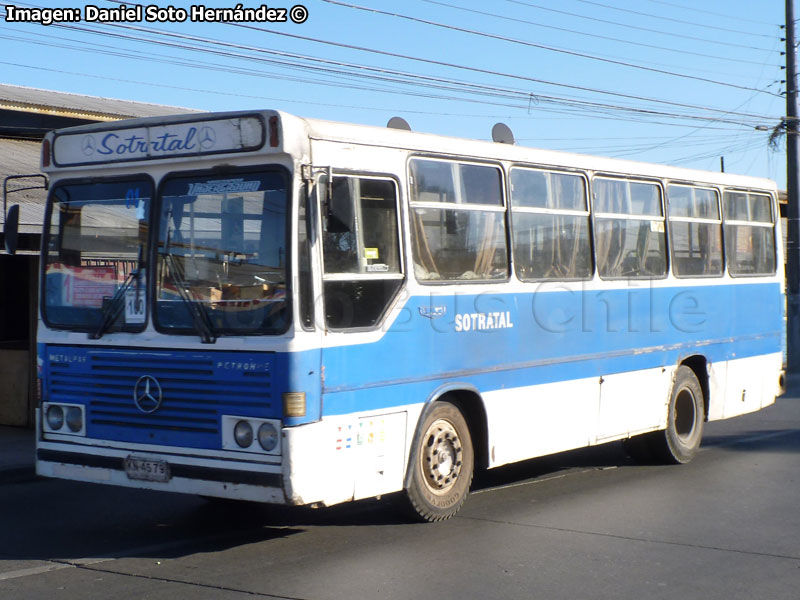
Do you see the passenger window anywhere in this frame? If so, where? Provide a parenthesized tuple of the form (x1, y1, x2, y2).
(593, 178, 666, 279)
(723, 191, 776, 276)
(510, 168, 592, 280)
(320, 175, 403, 329)
(409, 159, 507, 282)
(667, 185, 723, 277)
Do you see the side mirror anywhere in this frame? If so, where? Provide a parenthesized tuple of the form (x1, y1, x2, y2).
(4, 204, 19, 255)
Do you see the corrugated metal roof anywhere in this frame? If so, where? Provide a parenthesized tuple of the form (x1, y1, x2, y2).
(0, 85, 202, 239)
(0, 83, 201, 120)
(1, 138, 46, 233)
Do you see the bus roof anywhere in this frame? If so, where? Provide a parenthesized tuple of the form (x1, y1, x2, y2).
(301, 113, 777, 191)
(43, 108, 778, 191)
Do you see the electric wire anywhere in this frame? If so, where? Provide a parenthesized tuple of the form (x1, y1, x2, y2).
(570, 0, 777, 39)
(420, 0, 777, 70)
(320, 0, 782, 97)
(501, 0, 777, 49)
(0, 2, 784, 170)
(91, 1, 786, 116)
(28, 13, 779, 126)
(642, 0, 777, 27)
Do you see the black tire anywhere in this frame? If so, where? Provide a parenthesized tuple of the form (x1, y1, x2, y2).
(650, 365, 705, 464)
(404, 401, 474, 522)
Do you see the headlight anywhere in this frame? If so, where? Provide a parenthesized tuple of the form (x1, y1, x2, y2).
(65, 406, 83, 433)
(46, 405, 64, 430)
(233, 420, 253, 448)
(257, 422, 279, 452)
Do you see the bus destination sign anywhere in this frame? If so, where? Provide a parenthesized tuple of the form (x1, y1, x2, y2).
(52, 116, 266, 166)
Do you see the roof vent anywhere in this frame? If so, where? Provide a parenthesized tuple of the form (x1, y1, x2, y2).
(387, 116, 411, 131)
(492, 122, 514, 144)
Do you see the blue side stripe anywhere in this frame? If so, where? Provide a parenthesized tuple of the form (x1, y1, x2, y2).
(320, 282, 782, 415)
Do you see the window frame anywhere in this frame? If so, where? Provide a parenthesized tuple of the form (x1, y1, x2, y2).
(666, 183, 724, 279)
(408, 156, 509, 285)
(41, 173, 155, 334)
(508, 165, 594, 282)
(591, 175, 669, 281)
(319, 170, 406, 332)
(152, 164, 293, 337)
(722, 188, 778, 278)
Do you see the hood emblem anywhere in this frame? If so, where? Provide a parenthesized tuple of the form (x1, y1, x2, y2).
(133, 375, 163, 414)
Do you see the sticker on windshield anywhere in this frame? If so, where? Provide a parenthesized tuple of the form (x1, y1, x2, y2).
(187, 179, 261, 195)
(124, 283, 146, 324)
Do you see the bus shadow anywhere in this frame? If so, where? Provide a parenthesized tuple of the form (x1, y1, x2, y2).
(8, 428, 798, 565)
(701, 428, 800, 453)
(472, 441, 635, 491)
(198, 441, 640, 529)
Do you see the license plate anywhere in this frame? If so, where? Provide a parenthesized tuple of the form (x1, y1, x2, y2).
(124, 456, 171, 482)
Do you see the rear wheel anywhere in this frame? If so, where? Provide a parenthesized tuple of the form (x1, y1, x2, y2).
(404, 402, 474, 522)
(650, 365, 705, 464)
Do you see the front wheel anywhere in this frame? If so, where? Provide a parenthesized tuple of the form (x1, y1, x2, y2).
(404, 402, 474, 522)
(651, 365, 705, 464)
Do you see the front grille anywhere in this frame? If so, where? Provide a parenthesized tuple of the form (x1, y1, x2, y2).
(46, 347, 277, 449)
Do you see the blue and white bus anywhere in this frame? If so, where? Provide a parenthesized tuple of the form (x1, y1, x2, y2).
(19, 110, 785, 521)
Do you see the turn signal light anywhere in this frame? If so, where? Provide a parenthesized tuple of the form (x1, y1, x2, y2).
(282, 392, 306, 417)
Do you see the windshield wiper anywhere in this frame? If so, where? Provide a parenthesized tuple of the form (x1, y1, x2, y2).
(161, 215, 217, 343)
(90, 267, 142, 340)
(162, 252, 217, 344)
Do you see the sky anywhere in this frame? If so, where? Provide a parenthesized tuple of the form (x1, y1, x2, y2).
(0, 0, 791, 186)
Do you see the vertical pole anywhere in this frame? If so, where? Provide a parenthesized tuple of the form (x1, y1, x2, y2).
(786, 0, 800, 371)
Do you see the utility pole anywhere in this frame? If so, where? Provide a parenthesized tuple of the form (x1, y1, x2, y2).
(786, 0, 800, 372)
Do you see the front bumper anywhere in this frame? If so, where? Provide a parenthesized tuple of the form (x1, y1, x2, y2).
(36, 441, 286, 503)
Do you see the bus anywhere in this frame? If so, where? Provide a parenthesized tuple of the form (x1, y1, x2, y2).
(9, 110, 785, 521)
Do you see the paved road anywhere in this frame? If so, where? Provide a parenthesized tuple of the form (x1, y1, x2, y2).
(2, 395, 799, 599)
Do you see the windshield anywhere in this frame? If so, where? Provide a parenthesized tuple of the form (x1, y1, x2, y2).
(42, 178, 151, 331)
(155, 170, 289, 336)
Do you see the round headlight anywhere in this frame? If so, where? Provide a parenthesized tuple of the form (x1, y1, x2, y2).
(65, 406, 83, 433)
(233, 420, 253, 448)
(257, 422, 279, 452)
(46, 405, 64, 431)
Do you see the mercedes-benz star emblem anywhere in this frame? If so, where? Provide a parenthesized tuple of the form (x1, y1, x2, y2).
(81, 135, 96, 156)
(198, 126, 216, 150)
(133, 375, 163, 414)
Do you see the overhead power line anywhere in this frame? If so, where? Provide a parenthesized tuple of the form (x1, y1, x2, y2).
(97, 1, 783, 111)
(501, 0, 776, 50)
(17, 1, 774, 126)
(0, 3, 784, 143)
(422, 0, 779, 68)
(320, 0, 783, 97)
(642, 0, 777, 27)
(571, 0, 777, 39)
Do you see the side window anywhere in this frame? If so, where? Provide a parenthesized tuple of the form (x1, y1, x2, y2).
(667, 185, 723, 277)
(321, 175, 403, 329)
(723, 191, 776, 276)
(409, 158, 507, 282)
(510, 168, 592, 280)
(593, 178, 666, 279)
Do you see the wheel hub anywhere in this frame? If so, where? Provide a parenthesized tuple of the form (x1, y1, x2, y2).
(422, 420, 463, 493)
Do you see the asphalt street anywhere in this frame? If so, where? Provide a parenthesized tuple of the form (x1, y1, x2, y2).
(1, 394, 799, 599)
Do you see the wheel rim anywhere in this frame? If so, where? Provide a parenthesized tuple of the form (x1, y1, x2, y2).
(420, 418, 463, 495)
(674, 388, 698, 443)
